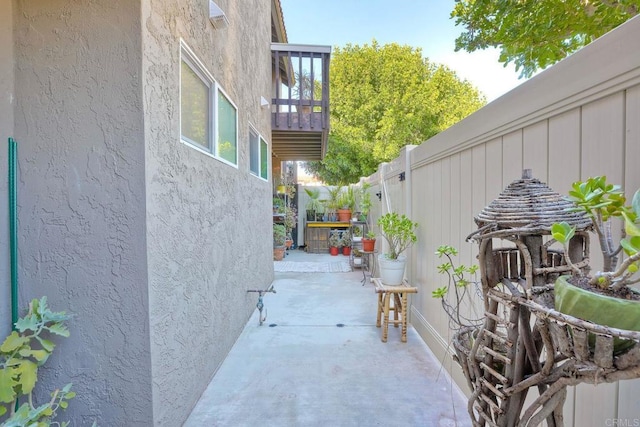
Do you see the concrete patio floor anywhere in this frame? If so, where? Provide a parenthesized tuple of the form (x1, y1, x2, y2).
(184, 249, 472, 427)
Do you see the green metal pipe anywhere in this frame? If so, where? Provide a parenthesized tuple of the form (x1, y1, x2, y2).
(8, 137, 18, 329)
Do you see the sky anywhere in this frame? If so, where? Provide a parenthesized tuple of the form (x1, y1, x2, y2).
(279, 0, 529, 102)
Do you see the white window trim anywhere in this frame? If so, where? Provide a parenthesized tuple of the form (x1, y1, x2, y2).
(248, 123, 269, 182)
(179, 39, 239, 169)
(215, 85, 239, 169)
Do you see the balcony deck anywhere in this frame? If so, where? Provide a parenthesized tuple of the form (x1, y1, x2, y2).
(271, 43, 331, 161)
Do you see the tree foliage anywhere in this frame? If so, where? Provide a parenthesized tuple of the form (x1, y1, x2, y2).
(452, 0, 639, 78)
(305, 41, 485, 184)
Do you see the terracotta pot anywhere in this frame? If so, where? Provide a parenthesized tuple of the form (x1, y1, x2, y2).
(342, 246, 351, 256)
(285, 239, 293, 249)
(273, 246, 285, 261)
(329, 246, 339, 256)
(362, 238, 375, 252)
(337, 209, 351, 222)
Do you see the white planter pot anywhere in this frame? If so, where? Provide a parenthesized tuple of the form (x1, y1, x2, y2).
(353, 236, 362, 242)
(378, 254, 407, 286)
(354, 257, 362, 266)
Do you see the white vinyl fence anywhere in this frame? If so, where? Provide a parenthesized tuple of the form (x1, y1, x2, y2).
(366, 16, 640, 427)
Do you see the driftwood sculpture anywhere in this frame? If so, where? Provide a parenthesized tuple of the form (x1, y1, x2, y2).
(456, 170, 640, 427)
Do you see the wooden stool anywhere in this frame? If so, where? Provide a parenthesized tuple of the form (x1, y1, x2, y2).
(372, 278, 418, 343)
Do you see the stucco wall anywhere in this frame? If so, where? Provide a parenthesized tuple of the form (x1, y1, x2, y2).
(13, 0, 153, 425)
(142, 0, 274, 425)
(369, 16, 640, 427)
(0, 0, 14, 340)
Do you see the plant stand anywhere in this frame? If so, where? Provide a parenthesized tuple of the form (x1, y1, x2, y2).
(373, 278, 417, 343)
(454, 170, 640, 427)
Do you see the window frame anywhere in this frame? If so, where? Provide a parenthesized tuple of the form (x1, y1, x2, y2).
(248, 123, 269, 182)
(179, 40, 239, 169)
(215, 86, 239, 168)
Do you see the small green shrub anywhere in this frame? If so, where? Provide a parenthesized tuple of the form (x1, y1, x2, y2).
(0, 297, 75, 426)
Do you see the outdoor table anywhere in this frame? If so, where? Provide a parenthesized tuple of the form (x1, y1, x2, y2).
(372, 278, 418, 343)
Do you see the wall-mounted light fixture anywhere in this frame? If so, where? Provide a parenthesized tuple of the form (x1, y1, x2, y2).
(375, 191, 382, 201)
(209, 0, 229, 29)
(260, 96, 270, 109)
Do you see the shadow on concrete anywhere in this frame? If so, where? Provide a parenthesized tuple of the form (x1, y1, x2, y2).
(184, 250, 471, 427)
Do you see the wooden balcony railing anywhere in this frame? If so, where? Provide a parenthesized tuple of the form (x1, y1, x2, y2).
(271, 43, 331, 160)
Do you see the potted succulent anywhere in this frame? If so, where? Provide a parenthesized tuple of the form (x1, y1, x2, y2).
(352, 248, 363, 266)
(273, 223, 286, 261)
(328, 230, 342, 256)
(377, 212, 418, 285)
(352, 225, 363, 242)
(551, 176, 640, 350)
(341, 230, 352, 256)
(304, 188, 323, 221)
(362, 231, 376, 252)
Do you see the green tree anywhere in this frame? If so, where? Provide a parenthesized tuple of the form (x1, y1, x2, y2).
(452, 0, 639, 78)
(305, 41, 485, 184)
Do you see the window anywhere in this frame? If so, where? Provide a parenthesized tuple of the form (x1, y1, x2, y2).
(249, 128, 260, 176)
(180, 54, 212, 151)
(249, 126, 269, 180)
(180, 41, 238, 167)
(217, 90, 237, 165)
(260, 137, 268, 180)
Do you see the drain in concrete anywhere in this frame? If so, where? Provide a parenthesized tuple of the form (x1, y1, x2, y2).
(336, 323, 345, 327)
(268, 324, 277, 327)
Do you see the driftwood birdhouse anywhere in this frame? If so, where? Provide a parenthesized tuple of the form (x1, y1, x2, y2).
(468, 169, 592, 297)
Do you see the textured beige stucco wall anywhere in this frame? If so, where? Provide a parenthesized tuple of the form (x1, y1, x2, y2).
(13, 0, 153, 424)
(142, 0, 274, 425)
(0, 0, 14, 340)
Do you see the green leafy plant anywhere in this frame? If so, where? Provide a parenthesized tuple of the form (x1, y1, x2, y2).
(273, 223, 286, 247)
(357, 183, 372, 220)
(432, 245, 483, 330)
(552, 176, 640, 290)
(377, 213, 418, 260)
(0, 297, 75, 426)
(365, 231, 376, 240)
(328, 231, 342, 248)
(304, 188, 323, 214)
(340, 230, 352, 247)
(325, 186, 342, 215)
(272, 197, 285, 213)
(283, 205, 298, 238)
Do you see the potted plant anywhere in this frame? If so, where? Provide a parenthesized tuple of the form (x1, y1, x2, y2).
(551, 176, 640, 351)
(362, 231, 376, 252)
(273, 197, 285, 214)
(283, 205, 298, 247)
(328, 230, 342, 256)
(304, 188, 322, 221)
(377, 212, 418, 285)
(273, 223, 286, 261)
(341, 230, 352, 256)
(352, 248, 363, 266)
(337, 187, 355, 222)
(352, 225, 363, 242)
(325, 186, 341, 222)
